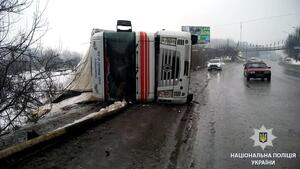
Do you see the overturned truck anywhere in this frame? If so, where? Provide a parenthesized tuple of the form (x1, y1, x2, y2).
(90, 20, 196, 104)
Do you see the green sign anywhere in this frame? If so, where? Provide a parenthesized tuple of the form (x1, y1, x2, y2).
(182, 26, 210, 44)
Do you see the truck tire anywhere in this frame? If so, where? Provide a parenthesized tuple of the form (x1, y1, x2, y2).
(267, 76, 271, 82)
(187, 94, 193, 103)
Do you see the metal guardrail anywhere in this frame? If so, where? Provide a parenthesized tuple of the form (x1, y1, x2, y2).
(239, 46, 286, 52)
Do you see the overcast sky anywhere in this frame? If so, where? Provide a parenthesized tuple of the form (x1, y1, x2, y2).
(26, 0, 300, 54)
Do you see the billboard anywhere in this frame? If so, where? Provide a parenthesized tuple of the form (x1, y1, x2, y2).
(182, 26, 210, 44)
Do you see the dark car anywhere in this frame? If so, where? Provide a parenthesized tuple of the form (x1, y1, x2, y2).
(244, 61, 271, 82)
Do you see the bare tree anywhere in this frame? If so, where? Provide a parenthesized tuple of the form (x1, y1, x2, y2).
(0, 0, 56, 135)
(60, 50, 81, 69)
(284, 27, 300, 61)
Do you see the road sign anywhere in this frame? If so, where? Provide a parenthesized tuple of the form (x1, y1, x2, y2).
(182, 26, 210, 44)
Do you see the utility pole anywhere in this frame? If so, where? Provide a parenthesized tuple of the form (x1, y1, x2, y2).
(226, 39, 229, 58)
(246, 42, 248, 58)
(240, 22, 243, 47)
(239, 22, 243, 59)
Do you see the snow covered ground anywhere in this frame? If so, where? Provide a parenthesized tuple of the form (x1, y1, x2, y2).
(0, 69, 75, 133)
(22, 69, 74, 91)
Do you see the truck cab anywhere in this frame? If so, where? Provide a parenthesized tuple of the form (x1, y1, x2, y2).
(155, 31, 193, 104)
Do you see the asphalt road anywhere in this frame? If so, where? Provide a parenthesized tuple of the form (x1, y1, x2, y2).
(6, 61, 300, 169)
(182, 62, 300, 169)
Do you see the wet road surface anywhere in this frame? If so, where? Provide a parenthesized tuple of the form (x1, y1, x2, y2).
(186, 62, 300, 169)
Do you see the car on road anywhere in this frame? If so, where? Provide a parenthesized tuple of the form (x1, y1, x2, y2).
(244, 57, 261, 65)
(244, 61, 271, 81)
(248, 57, 260, 62)
(207, 59, 223, 71)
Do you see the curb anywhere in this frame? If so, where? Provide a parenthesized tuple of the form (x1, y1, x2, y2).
(0, 101, 127, 163)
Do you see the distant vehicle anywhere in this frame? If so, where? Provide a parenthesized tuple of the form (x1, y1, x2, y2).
(244, 61, 271, 82)
(207, 59, 222, 70)
(284, 57, 292, 62)
(247, 57, 261, 62)
(244, 57, 261, 67)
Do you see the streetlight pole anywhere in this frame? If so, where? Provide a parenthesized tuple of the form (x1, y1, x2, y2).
(240, 22, 243, 45)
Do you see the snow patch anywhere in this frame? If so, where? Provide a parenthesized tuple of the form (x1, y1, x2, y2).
(54, 100, 127, 131)
(32, 92, 98, 118)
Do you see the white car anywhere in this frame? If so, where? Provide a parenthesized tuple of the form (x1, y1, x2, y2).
(248, 57, 261, 62)
(207, 59, 223, 70)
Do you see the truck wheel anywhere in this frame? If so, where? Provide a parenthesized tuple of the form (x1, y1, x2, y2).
(247, 77, 250, 81)
(187, 94, 193, 103)
(267, 76, 271, 82)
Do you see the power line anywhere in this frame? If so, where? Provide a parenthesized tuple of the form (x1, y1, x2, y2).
(212, 13, 300, 28)
(243, 13, 300, 23)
